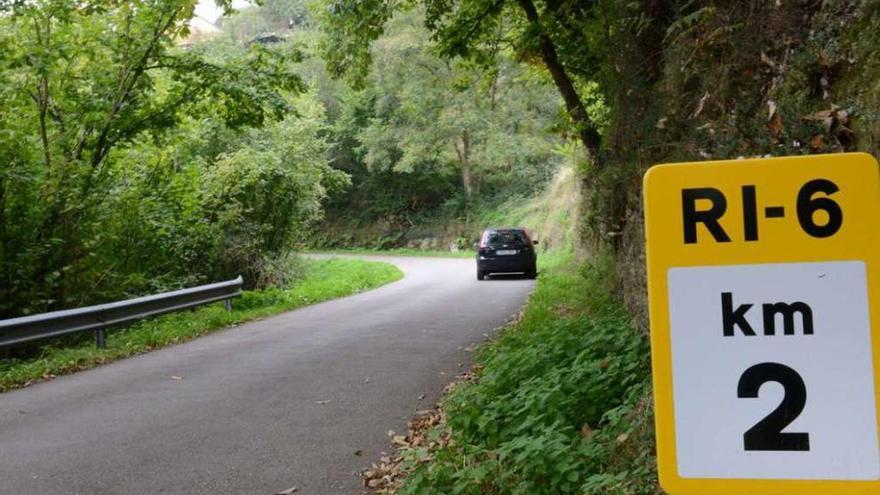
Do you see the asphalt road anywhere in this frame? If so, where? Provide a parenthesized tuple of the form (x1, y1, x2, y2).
(0, 255, 534, 495)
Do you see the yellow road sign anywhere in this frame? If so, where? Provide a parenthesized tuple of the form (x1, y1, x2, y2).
(644, 152, 880, 495)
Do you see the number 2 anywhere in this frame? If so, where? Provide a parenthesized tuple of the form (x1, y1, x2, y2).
(737, 362, 810, 451)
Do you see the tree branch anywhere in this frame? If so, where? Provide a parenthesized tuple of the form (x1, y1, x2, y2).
(89, 5, 183, 171)
(460, 0, 506, 48)
(515, 0, 602, 165)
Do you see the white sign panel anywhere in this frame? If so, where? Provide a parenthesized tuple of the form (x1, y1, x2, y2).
(668, 261, 880, 479)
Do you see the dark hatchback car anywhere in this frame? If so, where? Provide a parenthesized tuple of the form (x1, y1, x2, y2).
(475, 227, 538, 280)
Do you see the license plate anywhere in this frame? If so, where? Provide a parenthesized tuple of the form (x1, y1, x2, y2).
(496, 250, 517, 255)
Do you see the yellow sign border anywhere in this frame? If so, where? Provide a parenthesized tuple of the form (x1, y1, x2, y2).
(644, 152, 880, 495)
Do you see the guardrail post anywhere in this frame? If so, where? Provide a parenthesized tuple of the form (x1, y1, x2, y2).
(95, 329, 106, 349)
(224, 299, 232, 312)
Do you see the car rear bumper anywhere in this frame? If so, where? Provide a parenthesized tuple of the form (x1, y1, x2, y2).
(477, 256, 534, 273)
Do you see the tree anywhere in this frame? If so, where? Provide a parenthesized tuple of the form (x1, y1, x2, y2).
(0, 0, 312, 315)
(353, 10, 562, 208)
(319, 0, 605, 167)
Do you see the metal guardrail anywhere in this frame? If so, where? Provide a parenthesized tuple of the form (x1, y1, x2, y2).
(0, 276, 243, 349)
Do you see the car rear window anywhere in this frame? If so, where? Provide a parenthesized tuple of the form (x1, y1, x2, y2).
(481, 230, 528, 247)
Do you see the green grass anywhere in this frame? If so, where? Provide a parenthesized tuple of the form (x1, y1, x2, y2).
(0, 258, 403, 393)
(392, 252, 657, 495)
(308, 247, 475, 258)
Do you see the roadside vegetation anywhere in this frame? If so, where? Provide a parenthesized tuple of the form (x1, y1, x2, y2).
(0, 1, 345, 319)
(0, 258, 401, 392)
(363, 251, 655, 494)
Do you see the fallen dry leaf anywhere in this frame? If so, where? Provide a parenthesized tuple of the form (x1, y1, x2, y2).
(691, 92, 710, 119)
(362, 370, 471, 493)
(767, 100, 783, 141)
(803, 109, 835, 131)
(274, 486, 297, 495)
(367, 478, 387, 489)
(760, 51, 778, 71)
(767, 100, 777, 121)
(802, 106, 856, 147)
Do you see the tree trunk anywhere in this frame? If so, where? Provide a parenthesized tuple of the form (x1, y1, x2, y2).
(461, 130, 473, 199)
(516, 0, 602, 168)
(454, 130, 474, 201)
(454, 130, 475, 229)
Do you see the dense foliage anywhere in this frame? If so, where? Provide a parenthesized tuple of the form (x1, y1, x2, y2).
(311, 10, 571, 246)
(213, 1, 573, 249)
(320, 0, 606, 164)
(0, 0, 343, 317)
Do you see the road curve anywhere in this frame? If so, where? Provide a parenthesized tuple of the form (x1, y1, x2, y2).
(0, 255, 534, 495)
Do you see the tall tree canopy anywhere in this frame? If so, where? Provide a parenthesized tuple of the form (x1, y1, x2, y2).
(354, 9, 562, 203)
(0, 0, 341, 317)
(319, 0, 605, 164)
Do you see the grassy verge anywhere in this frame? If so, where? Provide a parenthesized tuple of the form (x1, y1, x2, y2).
(0, 258, 403, 393)
(373, 252, 657, 494)
(309, 248, 475, 259)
